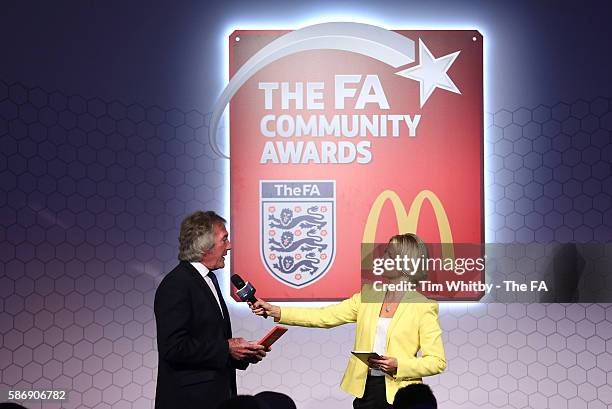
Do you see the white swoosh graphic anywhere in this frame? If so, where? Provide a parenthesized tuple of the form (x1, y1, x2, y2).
(209, 22, 415, 158)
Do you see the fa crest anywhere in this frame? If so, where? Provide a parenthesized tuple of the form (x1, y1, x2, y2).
(260, 181, 336, 288)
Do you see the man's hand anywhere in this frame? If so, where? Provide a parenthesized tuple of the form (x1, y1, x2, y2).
(248, 298, 281, 320)
(368, 355, 398, 375)
(228, 338, 266, 363)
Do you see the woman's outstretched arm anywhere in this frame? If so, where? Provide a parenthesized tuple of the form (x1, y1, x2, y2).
(250, 292, 361, 328)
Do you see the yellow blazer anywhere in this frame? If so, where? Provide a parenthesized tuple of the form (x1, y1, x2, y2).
(279, 285, 446, 404)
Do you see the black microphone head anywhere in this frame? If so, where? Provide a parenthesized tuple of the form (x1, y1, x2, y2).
(231, 274, 246, 289)
(232, 274, 257, 303)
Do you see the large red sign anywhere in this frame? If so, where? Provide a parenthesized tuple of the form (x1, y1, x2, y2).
(228, 25, 483, 300)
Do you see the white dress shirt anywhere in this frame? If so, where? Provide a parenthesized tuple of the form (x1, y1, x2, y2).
(190, 262, 224, 318)
(370, 317, 392, 376)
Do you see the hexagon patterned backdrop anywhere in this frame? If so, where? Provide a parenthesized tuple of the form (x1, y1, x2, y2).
(0, 79, 611, 409)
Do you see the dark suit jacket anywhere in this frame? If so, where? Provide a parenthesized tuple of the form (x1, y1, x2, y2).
(154, 261, 248, 409)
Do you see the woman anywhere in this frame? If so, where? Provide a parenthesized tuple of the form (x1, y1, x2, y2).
(250, 233, 446, 408)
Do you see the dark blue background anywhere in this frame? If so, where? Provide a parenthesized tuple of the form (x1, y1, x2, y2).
(2, 0, 612, 110)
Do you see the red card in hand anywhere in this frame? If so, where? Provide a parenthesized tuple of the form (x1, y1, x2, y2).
(258, 326, 288, 348)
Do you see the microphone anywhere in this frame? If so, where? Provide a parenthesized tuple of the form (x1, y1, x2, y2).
(231, 274, 267, 319)
(231, 274, 257, 303)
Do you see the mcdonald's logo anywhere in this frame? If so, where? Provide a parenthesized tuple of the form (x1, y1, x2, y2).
(363, 190, 455, 260)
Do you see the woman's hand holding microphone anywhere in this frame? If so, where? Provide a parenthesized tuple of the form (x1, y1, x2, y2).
(249, 298, 281, 321)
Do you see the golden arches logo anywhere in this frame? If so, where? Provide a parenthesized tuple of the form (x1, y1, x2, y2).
(362, 190, 455, 260)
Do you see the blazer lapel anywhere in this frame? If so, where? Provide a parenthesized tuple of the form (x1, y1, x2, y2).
(364, 287, 384, 350)
(386, 291, 422, 347)
(387, 303, 408, 347)
(184, 262, 226, 322)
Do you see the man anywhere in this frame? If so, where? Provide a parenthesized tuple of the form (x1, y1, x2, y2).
(154, 211, 266, 409)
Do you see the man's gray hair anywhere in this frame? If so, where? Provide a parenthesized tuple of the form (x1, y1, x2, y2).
(178, 211, 226, 262)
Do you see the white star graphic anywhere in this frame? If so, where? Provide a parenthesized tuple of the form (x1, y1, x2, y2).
(395, 39, 461, 108)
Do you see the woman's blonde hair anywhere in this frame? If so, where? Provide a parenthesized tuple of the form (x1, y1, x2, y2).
(385, 233, 429, 283)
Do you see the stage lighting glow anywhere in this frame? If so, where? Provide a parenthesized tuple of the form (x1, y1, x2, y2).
(218, 18, 489, 309)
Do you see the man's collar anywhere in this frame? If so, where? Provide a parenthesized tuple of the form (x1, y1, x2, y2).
(190, 261, 210, 277)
